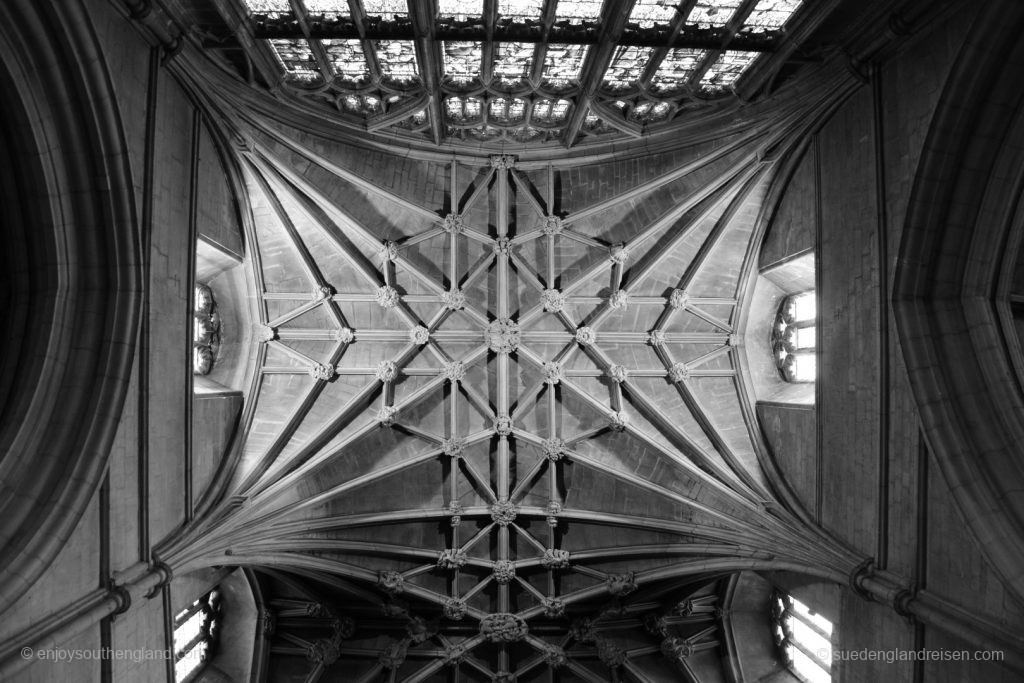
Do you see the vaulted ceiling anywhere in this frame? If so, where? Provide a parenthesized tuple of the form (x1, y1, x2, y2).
(158, 35, 867, 673)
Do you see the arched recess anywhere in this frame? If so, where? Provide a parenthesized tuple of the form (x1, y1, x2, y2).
(894, 0, 1024, 599)
(0, 0, 142, 612)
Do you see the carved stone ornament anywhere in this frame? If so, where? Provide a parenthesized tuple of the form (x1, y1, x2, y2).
(493, 236, 511, 256)
(543, 645, 568, 668)
(668, 288, 688, 310)
(441, 288, 466, 310)
(381, 240, 399, 261)
(381, 600, 409, 618)
(313, 284, 334, 301)
(648, 330, 666, 346)
(379, 640, 408, 670)
(661, 636, 694, 660)
(332, 616, 356, 640)
(375, 360, 399, 383)
(575, 326, 596, 346)
(442, 437, 465, 459)
(442, 213, 466, 234)
(727, 333, 740, 347)
(608, 364, 629, 383)
(541, 548, 570, 569)
(259, 608, 276, 638)
(442, 361, 465, 382)
(479, 613, 528, 642)
(444, 643, 467, 665)
(306, 638, 340, 665)
(376, 285, 400, 308)
(409, 325, 430, 345)
(437, 548, 468, 569)
(485, 318, 521, 353)
(309, 363, 336, 381)
(608, 290, 630, 310)
(542, 361, 563, 385)
(256, 324, 276, 343)
(606, 571, 637, 596)
(545, 500, 562, 528)
(492, 560, 516, 584)
(542, 597, 566, 618)
(378, 571, 405, 594)
(306, 602, 331, 618)
(609, 411, 629, 431)
(541, 288, 566, 313)
(492, 673, 517, 683)
(669, 362, 690, 383)
(597, 638, 627, 668)
(443, 598, 468, 620)
(447, 500, 464, 527)
(490, 498, 518, 526)
(335, 327, 355, 343)
(378, 405, 398, 427)
(541, 215, 564, 235)
(490, 154, 516, 169)
(494, 414, 513, 436)
(542, 437, 566, 461)
(609, 243, 629, 265)
(406, 616, 438, 643)
(569, 617, 596, 643)
(644, 613, 669, 636)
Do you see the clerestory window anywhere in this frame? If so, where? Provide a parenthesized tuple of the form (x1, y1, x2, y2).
(174, 589, 222, 682)
(772, 591, 833, 683)
(772, 290, 816, 382)
(193, 284, 221, 376)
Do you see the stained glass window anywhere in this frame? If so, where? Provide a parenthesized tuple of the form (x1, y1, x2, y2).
(438, 0, 484, 18)
(532, 98, 572, 124)
(743, 0, 802, 30)
(542, 44, 589, 87)
(444, 41, 483, 83)
(341, 93, 385, 116)
(375, 40, 419, 82)
(322, 39, 369, 82)
(270, 39, 321, 82)
(174, 590, 221, 683)
(628, 0, 680, 27)
(493, 42, 536, 83)
(686, 0, 742, 27)
(363, 0, 407, 20)
(630, 100, 671, 122)
(303, 0, 350, 16)
(772, 592, 833, 683)
(245, 0, 292, 15)
(554, 0, 604, 24)
(498, 0, 545, 21)
(650, 48, 706, 91)
(603, 45, 655, 89)
(489, 97, 528, 123)
(772, 291, 816, 383)
(699, 50, 758, 92)
(446, 96, 484, 122)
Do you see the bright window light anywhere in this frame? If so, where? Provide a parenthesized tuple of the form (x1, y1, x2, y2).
(792, 596, 833, 636)
(795, 325, 815, 349)
(793, 291, 815, 321)
(793, 354, 816, 382)
(775, 591, 833, 683)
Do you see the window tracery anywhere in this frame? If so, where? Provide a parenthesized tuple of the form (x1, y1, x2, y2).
(174, 589, 222, 682)
(772, 290, 816, 382)
(772, 591, 833, 683)
(193, 284, 221, 376)
(242, 0, 807, 145)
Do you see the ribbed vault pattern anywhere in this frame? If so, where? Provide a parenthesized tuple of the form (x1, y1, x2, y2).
(162, 110, 862, 679)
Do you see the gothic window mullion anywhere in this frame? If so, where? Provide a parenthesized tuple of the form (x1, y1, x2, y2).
(686, 0, 757, 88)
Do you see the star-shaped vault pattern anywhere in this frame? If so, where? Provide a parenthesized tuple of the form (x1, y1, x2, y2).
(162, 112, 863, 680)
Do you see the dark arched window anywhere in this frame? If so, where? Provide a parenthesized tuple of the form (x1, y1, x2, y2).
(174, 588, 222, 682)
(772, 291, 816, 382)
(771, 591, 833, 683)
